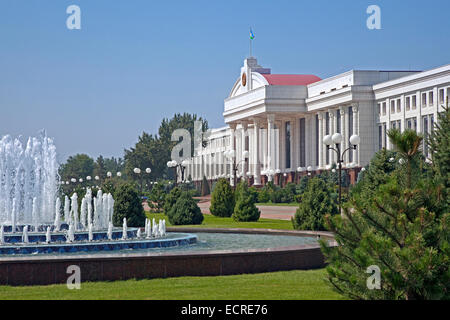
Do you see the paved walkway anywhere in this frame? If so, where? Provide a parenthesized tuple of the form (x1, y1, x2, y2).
(143, 195, 297, 221)
(196, 196, 296, 221)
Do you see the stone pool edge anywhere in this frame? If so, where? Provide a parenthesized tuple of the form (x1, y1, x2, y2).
(0, 229, 336, 286)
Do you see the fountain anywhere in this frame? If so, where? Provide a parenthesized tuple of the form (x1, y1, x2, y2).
(0, 132, 196, 255)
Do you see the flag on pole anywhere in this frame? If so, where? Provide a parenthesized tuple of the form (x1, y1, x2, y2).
(250, 28, 255, 40)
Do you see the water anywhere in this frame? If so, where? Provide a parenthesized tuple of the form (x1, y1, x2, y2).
(0, 131, 58, 225)
(0, 232, 320, 257)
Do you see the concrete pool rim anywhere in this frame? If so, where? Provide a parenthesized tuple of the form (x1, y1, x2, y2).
(0, 228, 336, 286)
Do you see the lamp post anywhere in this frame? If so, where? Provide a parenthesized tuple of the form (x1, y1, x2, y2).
(323, 133, 360, 214)
(167, 160, 189, 186)
(224, 150, 249, 189)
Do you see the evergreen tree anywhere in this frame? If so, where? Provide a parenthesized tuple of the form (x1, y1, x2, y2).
(292, 177, 338, 231)
(148, 182, 166, 212)
(428, 104, 450, 210)
(232, 180, 260, 222)
(167, 192, 204, 225)
(201, 176, 210, 196)
(321, 129, 449, 300)
(210, 178, 235, 217)
(164, 186, 181, 214)
(112, 183, 146, 227)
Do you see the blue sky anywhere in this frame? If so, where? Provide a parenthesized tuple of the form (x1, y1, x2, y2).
(1, 0, 449, 162)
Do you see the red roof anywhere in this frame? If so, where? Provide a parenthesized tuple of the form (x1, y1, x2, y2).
(262, 74, 321, 86)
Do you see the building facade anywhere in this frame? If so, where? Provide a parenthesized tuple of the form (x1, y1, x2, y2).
(185, 57, 450, 186)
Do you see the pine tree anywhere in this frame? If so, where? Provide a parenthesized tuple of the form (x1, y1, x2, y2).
(167, 192, 204, 225)
(292, 177, 338, 231)
(232, 180, 260, 222)
(201, 176, 210, 196)
(210, 178, 235, 217)
(321, 129, 450, 300)
(428, 104, 450, 210)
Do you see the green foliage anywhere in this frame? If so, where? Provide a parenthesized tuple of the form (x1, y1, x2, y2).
(292, 177, 338, 231)
(322, 129, 449, 300)
(164, 187, 181, 214)
(210, 178, 235, 217)
(148, 182, 166, 212)
(248, 186, 259, 204)
(112, 183, 146, 227)
(167, 192, 204, 225)
(232, 180, 260, 222)
(201, 176, 210, 196)
(428, 105, 450, 210)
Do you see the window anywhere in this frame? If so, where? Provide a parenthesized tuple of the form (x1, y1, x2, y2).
(383, 123, 387, 148)
(336, 110, 341, 133)
(299, 118, 306, 167)
(423, 116, 429, 156)
(439, 89, 444, 104)
(391, 121, 397, 130)
(391, 100, 395, 113)
(377, 103, 381, 116)
(397, 99, 401, 113)
(331, 88, 336, 92)
(382, 102, 387, 115)
(429, 92, 434, 106)
(422, 93, 427, 107)
(412, 95, 417, 109)
(285, 122, 291, 169)
(406, 97, 411, 111)
(342, 85, 349, 88)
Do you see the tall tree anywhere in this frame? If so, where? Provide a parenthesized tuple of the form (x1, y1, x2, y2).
(321, 129, 449, 300)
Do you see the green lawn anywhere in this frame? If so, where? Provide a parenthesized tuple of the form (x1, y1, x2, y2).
(0, 269, 345, 300)
(146, 212, 294, 230)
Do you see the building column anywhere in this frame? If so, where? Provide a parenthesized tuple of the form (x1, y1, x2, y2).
(339, 107, 346, 164)
(330, 109, 336, 165)
(267, 114, 275, 182)
(352, 106, 359, 166)
(252, 119, 261, 185)
(229, 124, 236, 186)
(317, 112, 324, 169)
(240, 121, 248, 179)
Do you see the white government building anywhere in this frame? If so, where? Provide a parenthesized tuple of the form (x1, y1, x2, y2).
(184, 57, 450, 186)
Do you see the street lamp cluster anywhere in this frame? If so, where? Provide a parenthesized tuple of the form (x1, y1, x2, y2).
(224, 150, 249, 189)
(167, 159, 189, 185)
(322, 133, 360, 214)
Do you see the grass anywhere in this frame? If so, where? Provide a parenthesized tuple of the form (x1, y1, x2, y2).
(256, 202, 299, 207)
(146, 212, 294, 230)
(0, 269, 346, 300)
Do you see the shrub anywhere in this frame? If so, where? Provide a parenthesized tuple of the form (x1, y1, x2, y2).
(232, 180, 260, 222)
(210, 178, 235, 217)
(112, 183, 146, 227)
(292, 177, 338, 231)
(163, 186, 181, 214)
(167, 192, 204, 225)
(148, 182, 165, 212)
(201, 176, 210, 196)
(248, 186, 259, 203)
(257, 187, 270, 203)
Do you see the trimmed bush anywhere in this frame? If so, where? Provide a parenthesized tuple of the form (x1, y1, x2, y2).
(210, 178, 235, 217)
(163, 186, 181, 214)
(232, 180, 260, 222)
(167, 192, 204, 225)
(292, 177, 338, 231)
(113, 183, 146, 227)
